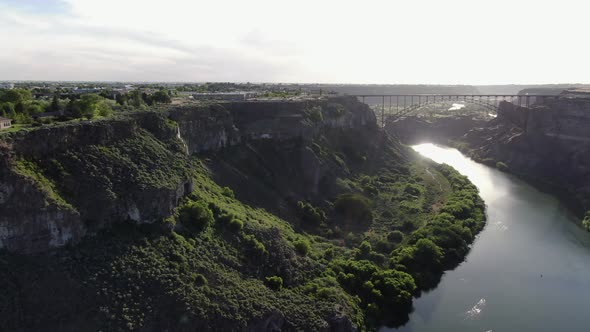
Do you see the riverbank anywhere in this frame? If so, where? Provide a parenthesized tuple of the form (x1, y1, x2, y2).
(387, 99, 590, 222)
(387, 143, 590, 332)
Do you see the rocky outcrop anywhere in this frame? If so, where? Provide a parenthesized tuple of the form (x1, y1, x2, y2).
(463, 99, 590, 209)
(169, 97, 376, 154)
(0, 96, 375, 254)
(385, 97, 590, 210)
(0, 146, 83, 253)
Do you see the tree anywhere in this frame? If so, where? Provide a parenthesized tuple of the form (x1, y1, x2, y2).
(153, 90, 172, 104)
(264, 276, 283, 291)
(0, 102, 15, 117)
(294, 239, 311, 256)
(76, 94, 113, 119)
(334, 194, 373, 224)
(79, 94, 102, 119)
(66, 99, 82, 118)
(15, 101, 25, 114)
(413, 238, 443, 267)
(129, 90, 145, 108)
(26, 103, 43, 115)
(115, 93, 127, 106)
(0, 89, 31, 104)
(48, 95, 60, 113)
(141, 92, 153, 106)
(179, 200, 214, 232)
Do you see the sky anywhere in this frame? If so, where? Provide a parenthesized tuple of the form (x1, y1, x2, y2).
(0, 0, 589, 84)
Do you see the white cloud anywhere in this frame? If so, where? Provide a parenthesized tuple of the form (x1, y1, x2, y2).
(0, 0, 589, 83)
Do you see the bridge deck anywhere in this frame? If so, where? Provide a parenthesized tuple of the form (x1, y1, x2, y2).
(349, 94, 553, 127)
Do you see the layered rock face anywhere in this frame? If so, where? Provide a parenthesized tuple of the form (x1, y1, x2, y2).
(0, 96, 375, 253)
(0, 114, 193, 253)
(384, 97, 590, 209)
(169, 97, 376, 154)
(464, 99, 590, 208)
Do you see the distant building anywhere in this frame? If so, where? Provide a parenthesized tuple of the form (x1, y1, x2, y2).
(0, 117, 12, 130)
(192, 92, 258, 101)
(0, 83, 14, 90)
(73, 87, 102, 94)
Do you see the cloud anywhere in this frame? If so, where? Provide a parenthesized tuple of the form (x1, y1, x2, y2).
(0, 0, 70, 14)
(0, 0, 589, 83)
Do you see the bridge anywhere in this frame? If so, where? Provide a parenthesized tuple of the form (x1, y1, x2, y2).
(351, 94, 557, 127)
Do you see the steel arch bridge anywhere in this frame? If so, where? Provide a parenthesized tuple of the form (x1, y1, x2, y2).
(351, 94, 556, 126)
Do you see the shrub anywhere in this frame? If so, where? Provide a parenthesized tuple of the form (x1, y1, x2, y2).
(334, 194, 373, 224)
(221, 186, 235, 198)
(163, 216, 177, 230)
(363, 184, 379, 196)
(243, 234, 267, 258)
(402, 220, 415, 231)
(413, 238, 443, 267)
(264, 276, 283, 291)
(403, 183, 423, 197)
(294, 239, 311, 256)
(193, 274, 208, 286)
(387, 231, 404, 243)
(179, 200, 214, 232)
(396, 238, 443, 273)
(324, 247, 335, 260)
(374, 239, 391, 253)
(304, 106, 324, 123)
(583, 212, 590, 232)
(296, 201, 326, 226)
(216, 212, 243, 232)
(358, 241, 372, 256)
(229, 218, 244, 232)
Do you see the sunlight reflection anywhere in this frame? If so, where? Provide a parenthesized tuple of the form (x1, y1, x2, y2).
(448, 103, 466, 111)
(411, 143, 504, 203)
(465, 298, 486, 320)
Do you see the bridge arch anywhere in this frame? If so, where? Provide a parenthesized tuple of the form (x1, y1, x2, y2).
(351, 94, 553, 126)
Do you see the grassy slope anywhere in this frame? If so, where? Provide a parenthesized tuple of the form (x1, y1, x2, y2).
(0, 111, 485, 331)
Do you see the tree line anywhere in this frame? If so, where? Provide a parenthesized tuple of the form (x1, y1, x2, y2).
(0, 88, 172, 125)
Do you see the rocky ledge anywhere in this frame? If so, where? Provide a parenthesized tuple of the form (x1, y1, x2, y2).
(0, 96, 374, 253)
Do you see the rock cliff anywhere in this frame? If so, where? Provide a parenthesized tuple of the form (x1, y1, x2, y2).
(0, 96, 486, 331)
(387, 97, 590, 210)
(462, 99, 590, 209)
(0, 96, 375, 253)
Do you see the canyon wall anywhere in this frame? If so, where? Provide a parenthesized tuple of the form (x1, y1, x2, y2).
(464, 99, 590, 208)
(0, 96, 375, 253)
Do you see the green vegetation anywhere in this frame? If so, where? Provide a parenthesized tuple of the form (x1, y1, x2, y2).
(0, 103, 486, 331)
(293, 238, 311, 256)
(303, 106, 324, 124)
(582, 211, 590, 231)
(296, 200, 327, 226)
(334, 193, 373, 225)
(0, 87, 174, 134)
(265, 276, 284, 290)
(11, 158, 75, 210)
(179, 200, 214, 232)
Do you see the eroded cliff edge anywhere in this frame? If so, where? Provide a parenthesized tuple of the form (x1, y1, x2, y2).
(0, 96, 486, 331)
(0, 97, 375, 253)
(388, 96, 590, 211)
(463, 98, 590, 210)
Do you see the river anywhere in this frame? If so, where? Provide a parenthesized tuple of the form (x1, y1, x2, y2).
(385, 143, 590, 332)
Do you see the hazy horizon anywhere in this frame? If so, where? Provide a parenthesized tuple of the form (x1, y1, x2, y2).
(1, 80, 590, 86)
(2, 0, 590, 84)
